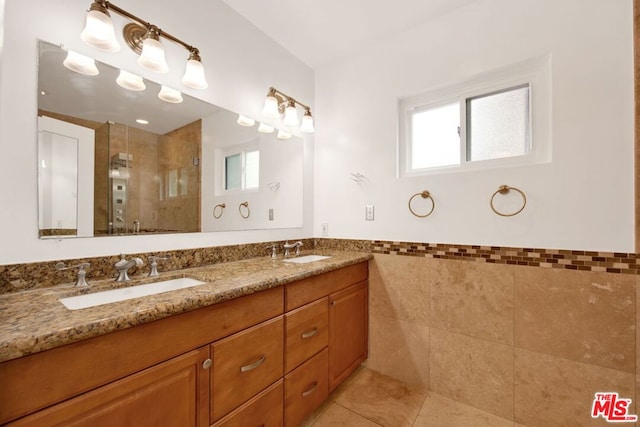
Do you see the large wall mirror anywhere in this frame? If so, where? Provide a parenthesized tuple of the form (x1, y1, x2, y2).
(37, 40, 303, 238)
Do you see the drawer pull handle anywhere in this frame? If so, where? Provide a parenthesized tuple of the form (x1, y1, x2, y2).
(302, 381, 318, 397)
(301, 327, 318, 339)
(240, 355, 267, 373)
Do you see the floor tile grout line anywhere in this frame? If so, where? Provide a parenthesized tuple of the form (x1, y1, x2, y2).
(333, 402, 385, 426)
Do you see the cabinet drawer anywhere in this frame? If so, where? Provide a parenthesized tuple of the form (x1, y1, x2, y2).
(285, 298, 328, 373)
(284, 348, 328, 427)
(212, 316, 284, 422)
(285, 262, 368, 310)
(213, 380, 283, 427)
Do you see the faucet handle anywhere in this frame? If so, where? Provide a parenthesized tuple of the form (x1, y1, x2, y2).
(55, 262, 91, 287)
(266, 245, 278, 259)
(295, 241, 304, 256)
(148, 255, 170, 277)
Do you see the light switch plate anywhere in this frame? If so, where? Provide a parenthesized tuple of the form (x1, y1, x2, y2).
(365, 205, 374, 221)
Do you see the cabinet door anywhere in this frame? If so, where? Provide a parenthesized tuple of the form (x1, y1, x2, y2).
(211, 316, 284, 423)
(328, 281, 368, 392)
(9, 347, 210, 427)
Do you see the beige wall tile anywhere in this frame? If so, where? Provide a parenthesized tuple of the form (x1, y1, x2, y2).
(515, 348, 636, 427)
(430, 259, 514, 345)
(429, 328, 514, 420)
(369, 254, 430, 326)
(335, 368, 427, 427)
(515, 267, 635, 373)
(414, 392, 513, 427)
(366, 314, 430, 388)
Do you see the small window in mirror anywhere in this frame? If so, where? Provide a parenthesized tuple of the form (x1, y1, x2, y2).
(224, 149, 259, 191)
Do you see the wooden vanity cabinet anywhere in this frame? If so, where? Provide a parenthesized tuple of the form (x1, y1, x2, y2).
(8, 347, 210, 427)
(1, 261, 369, 426)
(283, 261, 369, 422)
(328, 281, 368, 391)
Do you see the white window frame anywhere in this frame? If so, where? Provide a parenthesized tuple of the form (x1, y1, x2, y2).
(398, 55, 551, 177)
(214, 140, 260, 195)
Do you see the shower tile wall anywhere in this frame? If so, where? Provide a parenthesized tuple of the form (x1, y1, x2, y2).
(368, 253, 637, 426)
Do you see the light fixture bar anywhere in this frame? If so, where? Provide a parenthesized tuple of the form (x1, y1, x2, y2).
(101, 1, 195, 52)
(267, 87, 311, 112)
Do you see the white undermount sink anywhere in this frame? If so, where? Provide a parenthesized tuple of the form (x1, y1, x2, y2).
(59, 277, 207, 310)
(283, 255, 331, 264)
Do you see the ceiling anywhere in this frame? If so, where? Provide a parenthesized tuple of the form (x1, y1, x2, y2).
(221, 0, 479, 69)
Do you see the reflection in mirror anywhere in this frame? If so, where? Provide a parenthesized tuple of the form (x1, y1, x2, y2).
(37, 40, 304, 238)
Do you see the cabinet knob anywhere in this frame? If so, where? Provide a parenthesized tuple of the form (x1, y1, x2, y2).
(331, 300, 336, 307)
(202, 358, 212, 370)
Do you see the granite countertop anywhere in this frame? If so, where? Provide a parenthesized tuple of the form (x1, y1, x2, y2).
(0, 251, 371, 363)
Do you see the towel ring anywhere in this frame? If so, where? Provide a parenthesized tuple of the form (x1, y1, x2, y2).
(490, 185, 526, 217)
(408, 190, 435, 218)
(239, 202, 250, 219)
(213, 203, 226, 219)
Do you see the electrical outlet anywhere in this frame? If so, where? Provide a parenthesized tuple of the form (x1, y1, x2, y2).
(321, 223, 329, 237)
(365, 205, 375, 221)
(268, 208, 274, 221)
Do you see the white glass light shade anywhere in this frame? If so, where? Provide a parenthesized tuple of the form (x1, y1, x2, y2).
(116, 70, 146, 91)
(158, 86, 183, 103)
(283, 104, 299, 127)
(262, 96, 280, 118)
(138, 37, 169, 73)
(300, 113, 315, 133)
(237, 115, 255, 127)
(258, 123, 274, 133)
(80, 9, 120, 52)
(276, 130, 292, 140)
(63, 51, 99, 76)
(182, 59, 208, 89)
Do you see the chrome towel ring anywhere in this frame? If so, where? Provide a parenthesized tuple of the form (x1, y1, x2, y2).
(490, 185, 526, 217)
(408, 190, 435, 218)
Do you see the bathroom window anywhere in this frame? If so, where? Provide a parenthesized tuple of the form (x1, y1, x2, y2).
(224, 148, 259, 191)
(398, 56, 551, 176)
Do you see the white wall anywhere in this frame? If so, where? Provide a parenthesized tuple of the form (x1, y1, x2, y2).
(0, 0, 314, 264)
(314, 0, 634, 252)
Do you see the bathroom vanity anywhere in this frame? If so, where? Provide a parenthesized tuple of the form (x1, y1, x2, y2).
(0, 253, 369, 426)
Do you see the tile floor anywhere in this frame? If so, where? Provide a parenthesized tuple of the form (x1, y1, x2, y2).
(302, 368, 518, 427)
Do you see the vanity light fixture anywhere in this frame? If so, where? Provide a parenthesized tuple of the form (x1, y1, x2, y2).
(276, 129, 292, 140)
(262, 87, 315, 133)
(258, 123, 275, 134)
(157, 85, 183, 103)
(63, 50, 99, 76)
(80, 1, 208, 89)
(237, 115, 256, 127)
(116, 69, 145, 91)
(135, 119, 149, 125)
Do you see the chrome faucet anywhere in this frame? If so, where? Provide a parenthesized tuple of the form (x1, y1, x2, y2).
(148, 255, 170, 277)
(114, 254, 143, 282)
(55, 262, 91, 287)
(283, 241, 304, 257)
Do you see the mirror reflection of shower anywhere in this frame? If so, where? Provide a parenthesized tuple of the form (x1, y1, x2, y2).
(109, 151, 131, 235)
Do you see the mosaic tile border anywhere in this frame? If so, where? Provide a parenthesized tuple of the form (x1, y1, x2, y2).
(3, 238, 638, 295)
(369, 240, 640, 275)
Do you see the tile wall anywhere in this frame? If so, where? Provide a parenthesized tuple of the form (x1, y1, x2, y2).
(366, 244, 638, 426)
